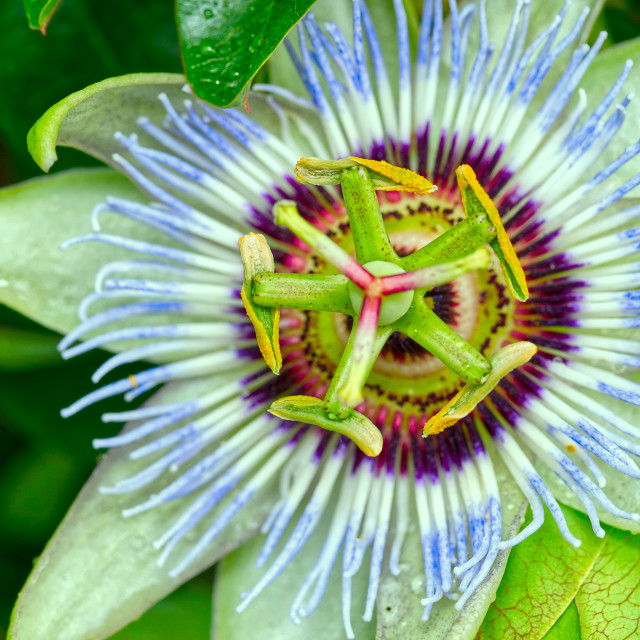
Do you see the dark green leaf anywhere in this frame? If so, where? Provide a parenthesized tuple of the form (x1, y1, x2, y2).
(110, 574, 212, 640)
(0, 0, 181, 184)
(176, 0, 316, 107)
(22, 0, 62, 32)
(0, 449, 84, 543)
(0, 326, 60, 370)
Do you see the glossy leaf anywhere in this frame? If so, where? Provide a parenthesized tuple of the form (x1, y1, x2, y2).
(22, 0, 62, 33)
(8, 378, 279, 640)
(477, 507, 604, 640)
(176, 0, 316, 107)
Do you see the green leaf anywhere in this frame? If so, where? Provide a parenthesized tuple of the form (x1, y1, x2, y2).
(213, 515, 375, 640)
(477, 506, 604, 640)
(478, 506, 640, 640)
(27, 73, 184, 172)
(22, 0, 62, 32)
(541, 601, 581, 640)
(0, 449, 85, 543)
(1, 0, 181, 183)
(574, 526, 640, 639)
(0, 325, 60, 369)
(0, 169, 160, 336)
(8, 377, 279, 640)
(176, 0, 316, 108)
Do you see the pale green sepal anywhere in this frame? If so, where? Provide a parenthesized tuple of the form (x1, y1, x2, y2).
(27, 73, 184, 172)
(473, 0, 604, 53)
(9, 378, 279, 640)
(461, 0, 607, 126)
(377, 460, 527, 640)
(0, 169, 168, 336)
(213, 515, 376, 640)
(580, 36, 640, 195)
(537, 370, 640, 534)
(538, 457, 640, 534)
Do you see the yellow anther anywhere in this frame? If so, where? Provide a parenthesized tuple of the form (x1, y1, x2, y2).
(423, 341, 537, 436)
(239, 233, 282, 374)
(128, 374, 138, 388)
(349, 157, 437, 194)
(294, 156, 437, 194)
(456, 165, 529, 302)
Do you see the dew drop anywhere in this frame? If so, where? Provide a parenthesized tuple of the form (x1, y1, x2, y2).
(203, 8, 213, 19)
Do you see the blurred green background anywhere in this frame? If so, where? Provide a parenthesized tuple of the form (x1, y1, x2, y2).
(0, 1, 639, 638)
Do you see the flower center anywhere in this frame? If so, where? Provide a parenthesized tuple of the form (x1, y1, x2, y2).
(239, 158, 535, 454)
